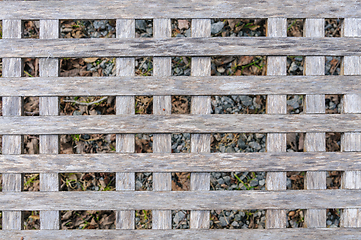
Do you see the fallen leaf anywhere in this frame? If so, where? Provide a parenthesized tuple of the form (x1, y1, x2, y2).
(83, 57, 99, 63)
(238, 56, 254, 66)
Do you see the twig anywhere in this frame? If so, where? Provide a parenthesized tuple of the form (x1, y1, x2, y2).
(63, 97, 108, 106)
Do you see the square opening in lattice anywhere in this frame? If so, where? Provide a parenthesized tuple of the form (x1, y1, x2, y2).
(287, 19, 304, 37)
(172, 19, 191, 37)
(60, 57, 116, 77)
(135, 173, 153, 191)
(135, 96, 153, 114)
(60, 96, 115, 115)
(172, 210, 190, 229)
(172, 96, 191, 114)
(212, 95, 266, 114)
(24, 135, 39, 154)
(287, 95, 304, 114)
(211, 56, 266, 76)
(326, 132, 341, 152)
(211, 19, 266, 37)
(287, 133, 305, 152)
(211, 133, 266, 153)
(172, 57, 191, 76)
(325, 56, 342, 75)
(24, 97, 39, 116)
(60, 173, 115, 191)
(23, 20, 39, 39)
(327, 171, 342, 189)
(59, 134, 116, 154)
(135, 134, 153, 153)
(60, 20, 116, 38)
(23, 173, 40, 191)
(172, 172, 190, 191)
(135, 19, 153, 38)
(23, 211, 40, 230)
(210, 209, 266, 229)
(325, 95, 342, 114)
(135, 57, 153, 76)
(287, 56, 304, 75)
(211, 172, 265, 191)
(327, 209, 341, 227)
(135, 210, 152, 229)
(286, 171, 305, 190)
(172, 133, 190, 153)
(24, 58, 39, 77)
(325, 19, 343, 37)
(61, 210, 116, 229)
(287, 209, 305, 228)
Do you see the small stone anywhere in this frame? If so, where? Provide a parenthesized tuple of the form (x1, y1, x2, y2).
(225, 147, 235, 153)
(288, 62, 299, 73)
(223, 176, 231, 185)
(135, 20, 147, 32)
(237, 139, 246, 149)
(219, 145, 226, 153)
(73, 111, 82, 116)
(185, 29, 191, 37)
(135, 180, 143, 190)
(287, 97, 300, 109)
(231, 221, 239, 227)
(219, 217, 229, 227)
(326, 220, 333, 226)
(239, 96, 253, 107)
(259, 179, 265, 186)
(217, 178, 225, 185)
(329, 101, 336, 109)
(217, 67, 225, 73)
(174, 211, 186, 224)
(211, 21, 225, 34)
(249, 141, 261, 150)
(250, 179, 259, 187)
(177, 20, 190, 30)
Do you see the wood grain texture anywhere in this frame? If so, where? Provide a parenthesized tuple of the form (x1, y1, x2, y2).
(304, 18, 326, 229)
(152, 18, 172, 230)
(266, 18, 287, 229)
(2, 19, 23, 231)
(115, 19, 135, 230)
(2, 37, 361, 58)
(341, 18, 361, 228)
(1, 0, 361, 19)
(0, 190, 360, 210)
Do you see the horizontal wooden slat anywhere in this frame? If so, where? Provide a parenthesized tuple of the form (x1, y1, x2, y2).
(1, 229, 361, 240)
(1, 37, 361, 58)
(0, 190, 360, 210)
(0, 114, 360, 134)
(1, 152, 361, 173)
(1, 75, 360, 96)
(0, 0, 360, 19)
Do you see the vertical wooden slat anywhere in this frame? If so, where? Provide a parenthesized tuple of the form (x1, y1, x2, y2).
(152, 18, 172, 230)
(266, 17, 287, 229)
(115, 19, 136, 230)
(304, 18, 326, 228)
(341, 18, 361, 228)
(39, 19, 60, 230)
(2, 19, 24, 230)
(190, 19, 211, 229)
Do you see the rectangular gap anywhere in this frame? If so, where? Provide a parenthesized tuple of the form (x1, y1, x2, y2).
(287, 95, 304, 114)
(24, 58, 39, 77)
(172, 19, 191, 37)
(60, 173, 115, 191)
(0, 20, 2, 39)
(0, 174, 2, 192)
(171, 172, 190, 191)
(60, 20, 116, 38)
(327, 209, 341, 227)
(326, 132, 341, 152)
(212, 95, 266, 114)
(60, 96, 115, 115)
(211, 56, 266, 76)
(135, 134, 153, 153)
(0, 58, 2, 77)
(172, 133, 190, 153)
(210, 209, 266, 229)
(135, 173, 153, 191)
(0, 97, 2, 116)
(59, 134, 116, 154)
(325, 94, 342, 114)
(24, 135, 39, 154)
(135, 57, 153, 76)
(172, 96, 191, 114)
(287, 209, 305, 228)
(211, 133, 266, 153)
(287, 19, 304, 37)
(325, 56, 342, 75)
(211, 19, 266, 37)
(211, 172, 265, 191)
(135, 20, 153, 38)
(172, 210, 190, 229)
(24, 97, 39, 116)
(286, 171, 305, 190)
(325, 19, 343, 37)
(135, 96, 153, 114)
(60, 57, 116, 77)
(327, 171, 342, 189)
(23, 211, 40, 229)
(23, 20, 39, 39)
(286, 133, 305, 152)
(23, 173, 40, 191)
(61, 210, 116, 229)
(172, 57, 191, 76)
(135, 210, 152, 229)
(0, 211, 2, 229)
(287, 56, 304, 75)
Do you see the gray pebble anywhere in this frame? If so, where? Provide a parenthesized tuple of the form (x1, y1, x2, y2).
(174, 211, 186, 224)
(211, 22, 225, 34)
(219, 217, 229, 227)
(249, 141, 261, 150)
(259, 179, 265, 186)
(239, 96, 253, 107)
(250, 179, 259, 187)
(135, 20, 147, 32)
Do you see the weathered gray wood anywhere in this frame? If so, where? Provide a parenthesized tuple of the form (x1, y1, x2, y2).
(3, 75, 361, 96)
(304, 18, 326, 229)
(0, 190, 360, 210)
(2, 19, 23, 231)
(2, 37, 361, 57)
(152, 18, 172, 230)
(341, 18, 361, 228)
(1, 0, 361, 19)
(190, 19, 211, 230)
(266, 18, 287, 229)
(115, 19, 135, 230)
(1, 114, 361, 134)
(39, 19, 60, 231)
